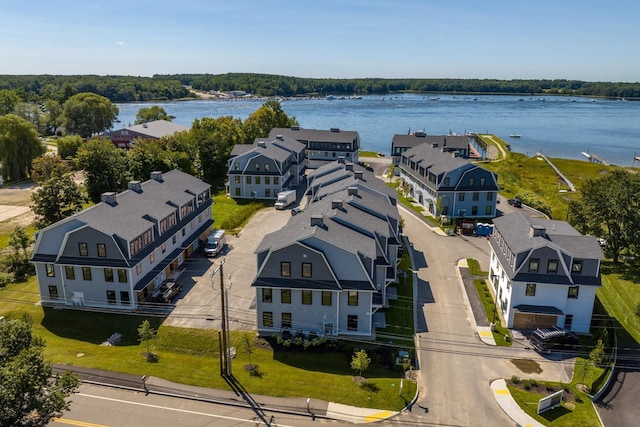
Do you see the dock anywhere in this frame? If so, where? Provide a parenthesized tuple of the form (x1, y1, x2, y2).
(581, 151, 610, 166)
(536, 152, 576, 192)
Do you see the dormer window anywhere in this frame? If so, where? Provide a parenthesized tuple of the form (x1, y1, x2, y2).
(572, 260, 583, 274)
(235, 162, 240, 171)
(78, 243, 88, 256)
(265, 164, 269, 171)
(255, 163, 260, 171)
(469, 177, 475, 186)
(528, 258, 539, 272)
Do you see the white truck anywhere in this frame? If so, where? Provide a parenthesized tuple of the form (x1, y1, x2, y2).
(274, 190, 296, 210)
(204, 229, 226, 257)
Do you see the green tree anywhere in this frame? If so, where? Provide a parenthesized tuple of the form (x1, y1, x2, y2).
(62, 92, 119, 137)
(242, 334, 256, 371)
(569, 169, 640, 263)
(242, 100, 298, 143)
(13, 102, 46, 134)
(137, 320, 157, 362)
(0, 114, 46, 181)
(57, 135, 84, 160)
(43, 99, 63, 135)
(135, 105, 172, 124)
(191, 116, 245, 182)
(0, 317, 79, 426)
(0, 89, 21, 115)
(128, 139, 180, 182)
(31, 174, 85, 228)
(8, 225, 31, 262)
(350, 349, 371, 378)
(31, 155, 72, 185)
(75, 138, 130, 203)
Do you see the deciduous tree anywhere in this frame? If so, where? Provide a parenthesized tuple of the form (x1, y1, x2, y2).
(62, 92, 119, 137)
(135, 105, 172, 124)
(31, 155, 71, 185)
(75, 138, 130, 203)
(0, 317, 79, 426)
(56, 135, 84, 160)
(242, 100, 298, 143)
(350, 349, 371, 379)
(0, 114, 46, 181)
(191, 116, 245, 182)
(137, 320, 157, 362)
(31, 174, 85, 228)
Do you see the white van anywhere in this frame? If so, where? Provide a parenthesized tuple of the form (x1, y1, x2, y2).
(204, 229, 226, 257)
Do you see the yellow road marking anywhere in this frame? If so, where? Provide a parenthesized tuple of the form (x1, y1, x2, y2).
(479, 331, 492, 337)
(494, 389, 510, 395)
(364, 410, 394, 422)
(52, 418, 107, 427)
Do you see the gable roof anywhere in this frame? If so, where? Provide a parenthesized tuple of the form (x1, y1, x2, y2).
(112, 120, 189, 139)
(392, 133, 470, 151)
(402, 142, 471, 175)
(269, 127, 359, 144)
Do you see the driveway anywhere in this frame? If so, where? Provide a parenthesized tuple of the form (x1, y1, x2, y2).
(164, 207, 292, 330)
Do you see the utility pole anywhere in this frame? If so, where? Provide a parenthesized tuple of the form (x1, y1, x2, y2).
(211, 259, 230, 377)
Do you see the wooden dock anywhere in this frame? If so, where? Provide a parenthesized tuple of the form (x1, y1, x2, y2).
(581, 151, 610, 166)
(537, 152, 576, 192)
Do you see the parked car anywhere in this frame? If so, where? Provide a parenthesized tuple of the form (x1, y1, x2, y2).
(507, 198, 522, 208)
(291, 207, 303, 216)
(530, 326, 579, 353)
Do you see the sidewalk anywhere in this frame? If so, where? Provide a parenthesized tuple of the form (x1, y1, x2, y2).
(54, 364, 400, 424)
(491, 379, 546, 427)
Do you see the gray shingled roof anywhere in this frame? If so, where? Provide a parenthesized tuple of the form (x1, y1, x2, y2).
(403, 142, 471, 176)
(124, 120, 189, 138)
(269, 127, 359, 144)
(393, 134, 469, 150)
(493, 212, 603, 260)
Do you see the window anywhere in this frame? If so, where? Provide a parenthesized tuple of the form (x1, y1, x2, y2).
(235, 176, 240, 184)
(458, 193, 465, 201)
(255, 163, 260, 171)
(528, 258, 540, 272)
(136, 264, 142, 275)
(78, 242, 88, 256)
(97, 243, 107, 257)
(246, 176, 252, 184)
(480, 177, 486, 186)
(302, 262, 312, 278)
(322, 291, 332, 306)
(149, 252, 155, 263)
(65, 266, 75, 279)
(565, 314, 573, 330)
(473, 192, 479, 201)
(263, 312, 273, 327)
(118, 269, 127, 283)
(182, 227, 186, 236)
(568, 286, 579, 299)
(572, 260, 583, 274)
(265, 189, 270, 197)
(469, 177, 475, 186)
(280, 262, 291, 277)
(281, 289, 291, 304)
(262, 288, 272, 303)
(104, 268, 114, 282)
(161, 243, 166, 253)
(471, 206, 478, 215)
(274, 177, 279, 185)
(347, 315, 358, 331)
(173, 235, 177, 244)
(48, 285, 58, 300)
(525, 283, 536, 296)
(45, 264, 55, 277)
(120, 291, 130, 305)
(547, 260, 558, 273)
(265, 164, 269, 172)
(265, 176, 270, 184)
(348, 291, 358, 306)
(255, 177, 261, 184)
(443, 177, 450, 186)
(106, 290, 116, 304)
(234, 162, 240, 171)
(81, 267, 91, 280)
(302, 290, 312, 305)
(281, 312, 292, 329)
(487, 192, 493, 201)
(235, 188, 241, 196)
(485, 205, 492, 215)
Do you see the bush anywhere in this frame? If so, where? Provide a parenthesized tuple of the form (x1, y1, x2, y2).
(511, 375, 521, 384)
(0, 272, 14, 287)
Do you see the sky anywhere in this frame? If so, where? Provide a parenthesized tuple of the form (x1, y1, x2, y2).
(1, 0, 638, 82)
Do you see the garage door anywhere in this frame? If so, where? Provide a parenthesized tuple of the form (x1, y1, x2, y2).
(513, 313, 558, 330)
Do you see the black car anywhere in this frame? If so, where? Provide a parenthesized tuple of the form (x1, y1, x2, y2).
(530, 326, 579, 353)
(507, 198, 522, 208)
(291, 207, 302, 216)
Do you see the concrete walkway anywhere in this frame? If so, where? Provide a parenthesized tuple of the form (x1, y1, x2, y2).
(491, 379, 546, 427)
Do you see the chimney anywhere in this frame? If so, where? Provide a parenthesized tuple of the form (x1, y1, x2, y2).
(345, 163, 354, 171)
(101, 192, 117, 206)
(128, 181, 142, 193)
(530, 224, 546, 238)
(354, 171, 363, 180)
(347, 186, 358, 196)
(257, 140, 266, 148)
(310, 214, 324, 227)
(337, 156, 346, 164)
(276, 135, 284, 141)
(330, 128, 340, 133)
(432, 143, 439, 149)
(291, 126, 300, 131)
(443, 137, 447, 146)
(331, 199, 343, 210)
(150, 171, 163, 182)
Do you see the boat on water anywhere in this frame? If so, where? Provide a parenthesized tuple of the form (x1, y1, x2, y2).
(509, 134, 522, 138)
(326, 95, 336, 100)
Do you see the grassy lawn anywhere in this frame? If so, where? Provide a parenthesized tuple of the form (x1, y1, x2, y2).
(376, 248, 415, 347)
(507, 381, 599, 427)
(473, 278, 511, 346)
(597, 261, 640, 345)
(210, 192, 269, 233)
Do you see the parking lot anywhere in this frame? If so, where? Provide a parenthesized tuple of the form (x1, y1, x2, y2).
(164, 207, 292, 331)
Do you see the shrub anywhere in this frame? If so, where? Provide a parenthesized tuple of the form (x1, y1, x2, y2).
(511, 375, 521, 384)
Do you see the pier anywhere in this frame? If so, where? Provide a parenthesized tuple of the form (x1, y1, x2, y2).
(537, 152, 576, 192)
(581, 151, 610, 166)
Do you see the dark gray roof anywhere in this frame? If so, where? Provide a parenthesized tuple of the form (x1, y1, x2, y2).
(108, 120, 189, 139)
(403, 142, 471, 176)
(269, 127, 359, 144)
(493, 212, 603, 260)
(392, 133, 470, 150)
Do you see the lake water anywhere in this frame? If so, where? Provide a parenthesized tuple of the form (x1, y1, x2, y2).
(116, 94, 640, 166)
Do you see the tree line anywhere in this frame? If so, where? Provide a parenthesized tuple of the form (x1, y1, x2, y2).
(155, 73, 640, 98)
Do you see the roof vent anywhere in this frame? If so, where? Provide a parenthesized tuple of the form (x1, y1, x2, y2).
(142, 123, 148, 128)
(276, 135, 284, 141)
(257, 140, 266, 148)
(345, 163, 354, 171)
(330, 128, 340, 133)
(128, 181, 142, 193)
(337, 156, 346, 164)
(331, 199, 343, 210)
(150, 171, 164, 182)
(530, 224, 546, 238)
(291, 126, 300, 131)
(100, 192, 118, 206)
(347, 186, 358, 196)
(415, 130, 426, 137)
(354, 171, 363, 180)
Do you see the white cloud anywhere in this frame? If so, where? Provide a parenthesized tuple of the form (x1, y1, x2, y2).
(116, 41, 125, 46)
